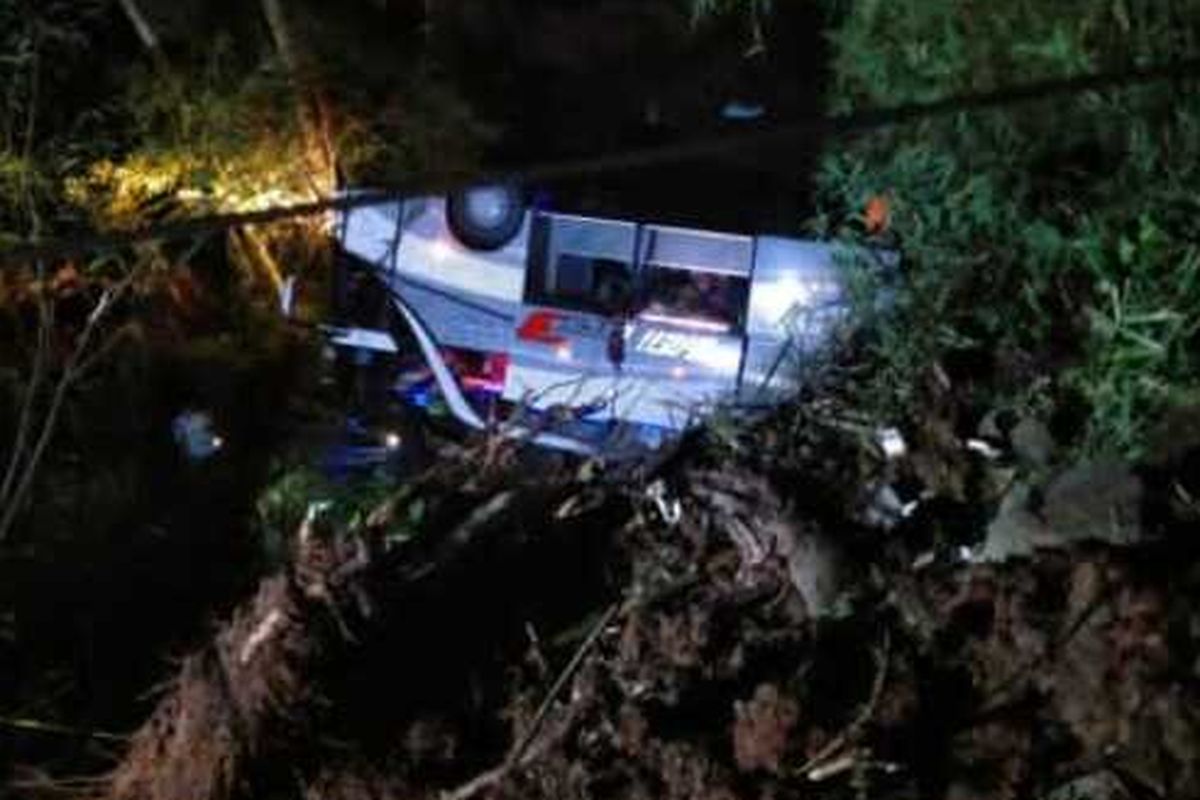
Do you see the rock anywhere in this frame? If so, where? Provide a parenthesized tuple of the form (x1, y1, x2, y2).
(1043, 461, 1143, 546)
(1145, 401, 1200, 466)
(731, 683, 799, 774)
(977, 408, 1006, 441)
(979, 463, 1018, 505)
(860, 481, 917, 530)
(1010, 417, 1056, 468)
(1043, 771, 1131, 800)
(979, 482, 1047, 562)
(980, 462, 1145, 561)
(780, 524, 849, 619)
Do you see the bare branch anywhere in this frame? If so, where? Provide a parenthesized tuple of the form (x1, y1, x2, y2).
(444, 601, 622, 800)
(0, 714, 128, 743)
(114, 0, 168, 74)
(793, 627, 892, 781)
(512, 601, 619, 765)
(0, 274, 135, 541)
(1, 42, 44, 507)
(260, 0, 336, 190)
(0, 264, 50, 504)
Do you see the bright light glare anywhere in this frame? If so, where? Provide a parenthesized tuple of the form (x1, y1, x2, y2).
(430, 239, 453, 262)
(384, 432, 402, 450)
(639, 313, 730, 334)
(688, 339, 741, 373)
(211, 435, 224, 450)
(555, 344, 572, 361)
(755, 273, 812, 325)
(671, 365, 687, 380)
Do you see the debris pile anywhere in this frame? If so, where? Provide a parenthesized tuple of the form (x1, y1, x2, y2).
(92, 402, 1200, 800)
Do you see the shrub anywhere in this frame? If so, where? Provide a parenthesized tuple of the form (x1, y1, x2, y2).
(816, 0, 1200, 457)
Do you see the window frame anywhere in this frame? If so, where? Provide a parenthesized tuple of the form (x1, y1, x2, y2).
(524, 212, 638, 317)
(637, 261, 751, 334)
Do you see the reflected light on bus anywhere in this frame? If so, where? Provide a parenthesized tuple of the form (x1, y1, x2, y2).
(430, 238, 453, 262)
(689, 339, 741, 373)
(756, 272, 814, 325)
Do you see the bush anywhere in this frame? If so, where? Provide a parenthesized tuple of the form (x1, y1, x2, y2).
(816, 0, 1200, 457)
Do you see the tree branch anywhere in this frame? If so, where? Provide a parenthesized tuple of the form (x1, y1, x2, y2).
(115, 0, 169, 75)
(260, 0, 336, 191)
(0, 272, 50, 505)
(1, 42, 44, 507)
(443, 601, 621, 800)
(0, 274, 134, 541)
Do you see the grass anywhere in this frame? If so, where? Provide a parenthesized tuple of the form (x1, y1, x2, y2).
(815, 0, 1200, 458)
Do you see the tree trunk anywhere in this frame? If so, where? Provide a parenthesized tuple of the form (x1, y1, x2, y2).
(260, 0, 300, 76)
(259, 0, 336, 193)
(115, 0, 170, 75)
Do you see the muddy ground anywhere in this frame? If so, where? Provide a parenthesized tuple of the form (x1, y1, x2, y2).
(29, 378, 1199, 800)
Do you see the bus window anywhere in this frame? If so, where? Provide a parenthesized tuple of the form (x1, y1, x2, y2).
(641, 265, 749, 331)
(539, 253, 634, 316)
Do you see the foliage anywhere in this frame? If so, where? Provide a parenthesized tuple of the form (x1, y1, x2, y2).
(0, 0, 112, 235)
(689, 0, 772, 25)
(688, 0, 773, 51)
(64, 38, 315, 228)
(816, 0, 1200, 457)
(294, 3, 492, 184)
(1, 1, 483, 551)
(64, 5, 489, 229)
(1068, 216, 1200, 454)
(335, 66, 492, 185)
(822, 0, 1196, 112)
(255, 463, 423, 566)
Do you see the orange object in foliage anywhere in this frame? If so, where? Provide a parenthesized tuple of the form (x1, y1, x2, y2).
(864, 194, 890, 234)
(50, 264, 81, 295)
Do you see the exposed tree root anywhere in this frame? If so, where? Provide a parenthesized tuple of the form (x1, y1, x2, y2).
(89, 423, 1200, 800)
(104, 571, 341, 800)
(97, 460, 630, 800)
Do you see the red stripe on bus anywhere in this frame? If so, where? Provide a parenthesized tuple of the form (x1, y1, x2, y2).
(517, 310, 567, 345)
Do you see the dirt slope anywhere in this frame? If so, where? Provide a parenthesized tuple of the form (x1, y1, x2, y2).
(86, 410, 1200, 800)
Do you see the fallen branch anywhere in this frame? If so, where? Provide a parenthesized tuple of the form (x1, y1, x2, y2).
(239, 609, 287, 666)
(1, 42, 48, 507)
(0, 715, 128, 743)
(443, 601, 621, 800)
(401, 490, 518, 583)
(6, 771, 113, 797)
(0, 266, 50, 504)
(512, 601, 619, 764)
(794, 627, 892, 781)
